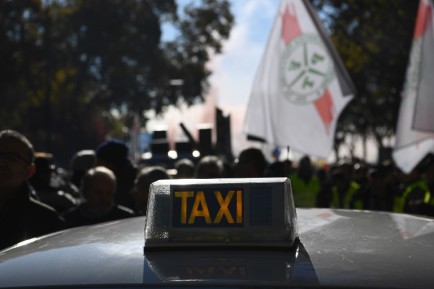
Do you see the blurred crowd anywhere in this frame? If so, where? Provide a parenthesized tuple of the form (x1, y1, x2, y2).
(1, 129, 434, 250)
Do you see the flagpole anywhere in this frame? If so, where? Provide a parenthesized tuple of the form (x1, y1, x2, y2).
(287, 146, 290, 162)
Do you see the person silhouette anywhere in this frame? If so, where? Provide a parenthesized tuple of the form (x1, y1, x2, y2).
(0, 130, 66, 250)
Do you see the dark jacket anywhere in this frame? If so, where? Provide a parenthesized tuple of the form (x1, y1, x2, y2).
(63, 204, 134, 228)
(0, 183, 67, 250)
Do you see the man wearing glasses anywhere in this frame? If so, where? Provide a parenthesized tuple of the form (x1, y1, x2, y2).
(0, 130, 66, 250)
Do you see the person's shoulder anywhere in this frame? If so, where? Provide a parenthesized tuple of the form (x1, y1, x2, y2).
(112, 205, 135, 217)
(62, 205, 81, 218)
(27, 197, 67, 230)
(62, 205, 87, 228)
(117, 205, 134, 214)
(28, 197, 62, 216)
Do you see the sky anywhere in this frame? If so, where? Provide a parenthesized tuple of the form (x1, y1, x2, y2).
(151, 0, 281, 159)
(206, 0, 281, 157)
(209, 0, 279, 107)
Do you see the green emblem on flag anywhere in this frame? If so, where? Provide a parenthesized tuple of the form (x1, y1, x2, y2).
(280, 33, 334, 104)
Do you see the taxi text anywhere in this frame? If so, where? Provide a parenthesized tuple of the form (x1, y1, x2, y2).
(173, 190, 243, 226)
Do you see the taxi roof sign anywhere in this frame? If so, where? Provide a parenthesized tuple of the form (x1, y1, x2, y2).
(144, 178, 298, 249)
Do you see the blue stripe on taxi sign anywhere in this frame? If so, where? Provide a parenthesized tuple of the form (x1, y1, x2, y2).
(250, 186, 273, 226)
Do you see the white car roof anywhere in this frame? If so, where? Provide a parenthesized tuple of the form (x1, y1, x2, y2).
(0, 208, 434, 288)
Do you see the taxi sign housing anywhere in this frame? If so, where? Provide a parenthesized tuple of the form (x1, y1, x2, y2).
(144, 178, 297, 249)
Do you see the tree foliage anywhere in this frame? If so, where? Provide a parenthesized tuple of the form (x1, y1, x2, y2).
(2, 0, 420, 164)
(311, 0, 419, 159)
(0, 0, 233, 164)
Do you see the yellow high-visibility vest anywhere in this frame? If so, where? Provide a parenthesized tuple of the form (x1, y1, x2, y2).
(393, 179, 431, 213)
(331, 181, 360, 209)
(290, 173, 320, 208)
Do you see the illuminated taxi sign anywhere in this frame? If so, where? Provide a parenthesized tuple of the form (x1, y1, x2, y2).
(172, 187, 243, 227)
(144, 178, 297, 249)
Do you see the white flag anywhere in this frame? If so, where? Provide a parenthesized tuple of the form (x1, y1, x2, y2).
(393, 0, 434, 173)
(243, 0, 354, 158)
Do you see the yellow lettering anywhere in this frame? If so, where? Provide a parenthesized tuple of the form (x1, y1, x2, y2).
(214, 191, 235, 224)
(236, 190, 242, 223)
(189, 191, 211, 224)
(175, 191, 194, 224)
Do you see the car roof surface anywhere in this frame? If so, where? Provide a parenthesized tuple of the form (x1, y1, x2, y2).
(0, 208, 434, 288)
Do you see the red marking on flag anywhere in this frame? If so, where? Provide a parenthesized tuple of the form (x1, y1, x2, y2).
(281, 4, 302, 45)
(314, 90, 335, 133)
(414, 0, 433, 39)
